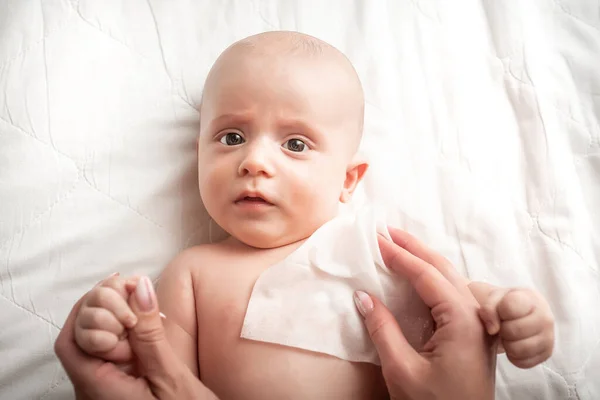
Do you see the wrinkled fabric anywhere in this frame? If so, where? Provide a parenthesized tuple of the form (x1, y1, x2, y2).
(0, 1, 598, 399)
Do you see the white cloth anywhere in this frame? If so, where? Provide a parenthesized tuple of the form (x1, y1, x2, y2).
(2, 2, 599, 399)
(241, 208, 434, 365)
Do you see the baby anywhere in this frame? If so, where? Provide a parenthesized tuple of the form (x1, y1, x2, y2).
(73, 31, 554, 399)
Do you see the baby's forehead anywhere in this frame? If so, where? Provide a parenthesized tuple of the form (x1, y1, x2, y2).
(205, 55, 358, 107)
(201, 32, 364, 144)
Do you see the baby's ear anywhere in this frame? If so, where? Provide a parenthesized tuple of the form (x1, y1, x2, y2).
(340, 156, 369, 203)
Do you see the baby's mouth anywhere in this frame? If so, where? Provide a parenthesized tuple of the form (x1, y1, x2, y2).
(243, 196, 267, 203)
(235, 196, 273, 205)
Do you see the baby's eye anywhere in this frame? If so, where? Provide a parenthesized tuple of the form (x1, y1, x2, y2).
(283, 139, 308, 153)
(219, 132, 245, 146)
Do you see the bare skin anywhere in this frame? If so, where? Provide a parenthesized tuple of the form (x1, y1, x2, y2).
(70, 31, 554, 399)
(161, 240, 388, 399)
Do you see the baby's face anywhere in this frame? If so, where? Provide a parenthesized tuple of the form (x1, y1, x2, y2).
(198, 48, 363, 248)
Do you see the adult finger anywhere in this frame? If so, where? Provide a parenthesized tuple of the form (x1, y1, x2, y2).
(127, 276, 183, 399)
(354, 291, 426, 379)
(387, 227, 470, 290)
(378, 236, 461, 308)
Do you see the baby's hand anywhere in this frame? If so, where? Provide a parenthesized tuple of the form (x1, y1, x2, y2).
(478, 286, 555, 369)
(74, 273, 139, 363)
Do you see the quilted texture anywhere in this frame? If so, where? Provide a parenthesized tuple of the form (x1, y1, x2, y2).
(0, 1, 598, 399)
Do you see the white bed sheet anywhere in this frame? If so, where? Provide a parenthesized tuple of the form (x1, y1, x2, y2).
(0, 1, 598, 399)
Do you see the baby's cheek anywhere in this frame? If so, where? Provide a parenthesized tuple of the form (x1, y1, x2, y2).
(308, 189, 340, 225)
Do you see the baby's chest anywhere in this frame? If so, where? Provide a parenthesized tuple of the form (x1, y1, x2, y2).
(191, 251, 388, 400)
(193, 259, 285, 395)
(193, 253, 277, 348)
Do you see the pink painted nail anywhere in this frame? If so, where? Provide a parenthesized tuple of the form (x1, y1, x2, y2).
(159, 312, 167, 319)
(354, 291, 374, 318)
(135, 276, 155, 312)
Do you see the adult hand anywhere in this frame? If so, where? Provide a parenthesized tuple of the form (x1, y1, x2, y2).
(354, 228, 497, 400)
(55, 276, 218, 400)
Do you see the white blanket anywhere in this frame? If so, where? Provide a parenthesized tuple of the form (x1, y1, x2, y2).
(0, 1, 598, 399)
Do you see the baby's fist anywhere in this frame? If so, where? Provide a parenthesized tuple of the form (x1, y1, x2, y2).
(74, 273, 140, 363)
(479, 287, 555, 369)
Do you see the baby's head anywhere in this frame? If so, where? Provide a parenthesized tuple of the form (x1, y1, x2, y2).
(198, 31, 367, 248)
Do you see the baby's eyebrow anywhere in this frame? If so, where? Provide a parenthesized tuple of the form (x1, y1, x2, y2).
(210, 112, 254, 128)
(278, 118, 321, 137)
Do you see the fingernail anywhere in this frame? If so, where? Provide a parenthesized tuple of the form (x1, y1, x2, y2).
(159, 312, 167, 319)
(135, 276, 155, 312)
(486, 321, 499, 335)
(354, 291, 374, 318)
(109, 272, 120, 278)
(480, 313, 498, 335)
(377, 233, 390, 241)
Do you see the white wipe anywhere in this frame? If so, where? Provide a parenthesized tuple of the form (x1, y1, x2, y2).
(241, 208, 433, 365)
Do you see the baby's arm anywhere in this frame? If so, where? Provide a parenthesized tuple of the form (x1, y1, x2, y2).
(469, 282, 555, 369)
(155, 248, 202, 377)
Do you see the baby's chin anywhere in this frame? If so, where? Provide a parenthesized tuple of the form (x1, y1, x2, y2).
(227, 226, 310, 250)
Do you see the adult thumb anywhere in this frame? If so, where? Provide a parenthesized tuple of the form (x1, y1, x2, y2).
(128, 276, 180, 396)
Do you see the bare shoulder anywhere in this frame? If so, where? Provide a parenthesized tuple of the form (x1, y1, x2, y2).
(164, 244, 213, 269)
(159, 243, 224, 279)
(154, 245, 221, 333)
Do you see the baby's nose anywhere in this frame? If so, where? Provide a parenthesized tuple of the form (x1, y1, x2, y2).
(238, 144, 275, 177)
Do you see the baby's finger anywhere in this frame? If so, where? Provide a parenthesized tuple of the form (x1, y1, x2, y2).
(499, 313, 544, 341)
(504, 335, 549, 362)
(100, 275, 131, 299)
(497, 289, 536, 321)
(85, 287, 138, 329)
(75, 328, 119, 354)
(506, 351, 551, 369)
(478, 288, 508, 335)
(96, 338, 134, 364)
(77, 306, 126, 336)
(124, 276, 142, 294)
